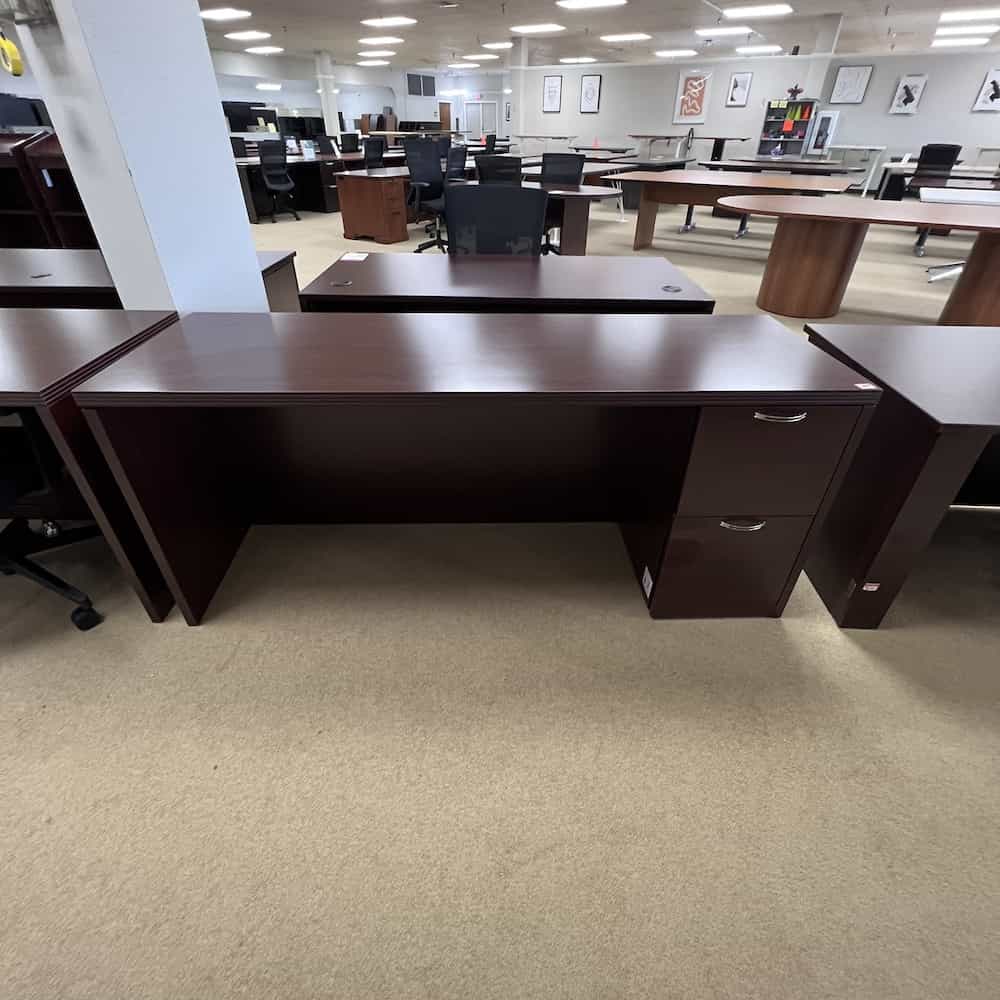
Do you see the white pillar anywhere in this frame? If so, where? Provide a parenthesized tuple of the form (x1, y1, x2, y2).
(512, 39, 530, 146)
(16, 0, 268, 313)
(803, 15, 844, 98)
(316, 51, 342, 136)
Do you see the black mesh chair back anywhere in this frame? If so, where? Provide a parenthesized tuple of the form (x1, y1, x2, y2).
(404, 138, 445, 200)
(476, 154, 521, 185)
(230, 136, 248, 157)
(315, 134, 335, 155)
(436, 135, 452, 159)
(364, 136, 387, 167)
(911, 143, 961, 182)
(259, 141, 294, 191)
(484, 133, 497, 154)
(446, 146, 468, 180)
(540, 153, 585, 186)
(445, 184, 548, 256)
(340, 132, 360, 154)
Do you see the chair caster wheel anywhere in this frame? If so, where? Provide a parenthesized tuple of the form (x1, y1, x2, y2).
(914, 248, 926, 258)
(41, 520, 61, 539)
(71, 606, 104, 631)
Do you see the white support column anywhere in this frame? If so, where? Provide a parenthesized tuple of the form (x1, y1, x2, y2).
(16, 0, 268, 313)
(512, 38, 530, 150)
(803, 15, 844, 98)
(316, 51, 342, 136)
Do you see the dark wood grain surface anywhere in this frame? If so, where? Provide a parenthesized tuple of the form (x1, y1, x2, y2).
(73, 313, 878, 408)
(0, 248, 113, 291)
(298, 253, 715, 314)
(621, 169, 854, 193)
(700, 159, 865, 175)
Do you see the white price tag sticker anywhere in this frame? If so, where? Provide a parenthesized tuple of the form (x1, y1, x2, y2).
(340, 252, 369, 262)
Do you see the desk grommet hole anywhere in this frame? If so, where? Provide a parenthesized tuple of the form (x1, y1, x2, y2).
(662, 285, 682, 293)
(329, 280, 353, 288)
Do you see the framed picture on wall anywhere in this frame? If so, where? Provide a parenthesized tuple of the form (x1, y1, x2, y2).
(542, 75, 563, 113)
(505, 102, 511, 122)
(972, 69, 1000, 111)
(673, 70, 711, 125)
(830, 65, 873, 104)
(726, 72, 752, 108)
(580, 74, 602, 114)
(889, 74, 927, 114)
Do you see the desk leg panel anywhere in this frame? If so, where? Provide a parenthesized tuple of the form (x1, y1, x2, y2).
(38, 402, 174, 623)
(633, 188, 659, 250)
(559, 199, 592, 256)
(83, 407, 249, 626)
(757, 218, 868, 319)
(237, 165, 258, 225)
(939, 233, 1000, 326)
(263, 260, 301, 312)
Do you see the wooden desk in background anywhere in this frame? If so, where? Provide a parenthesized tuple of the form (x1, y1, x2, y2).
(74, 312, 878, 626)
(0, 248, 300, 312)
(717, 194, 1000, 323)
(620, 170, 854, 246)
(700, 159, 865, 176)
(0, 308, 177, 621)
(299, 253, 715, 314)
(805, 324, 1000, 629)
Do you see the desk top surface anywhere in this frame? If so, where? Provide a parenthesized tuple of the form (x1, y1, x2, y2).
(73, 313, 878, 408)
(806, 325, 1000, 429)
(620, 169, 854, 193)
(299, 253, 713, 308)
(521, 162, 622, 179)
(718, 194, 1000, 231)
(608, 156, 694, 168)
(0, 310, 176, 406)
(701, 159, 865, 174)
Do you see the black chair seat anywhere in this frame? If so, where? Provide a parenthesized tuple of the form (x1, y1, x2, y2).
(424, 195, 446, 213)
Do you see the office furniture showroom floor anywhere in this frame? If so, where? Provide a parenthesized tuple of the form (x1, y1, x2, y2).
(2, 204, 999, 1000)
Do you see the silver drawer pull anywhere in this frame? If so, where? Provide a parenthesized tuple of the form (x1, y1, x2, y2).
(720, 520, 767, 532)
(754, 410, 807, 423)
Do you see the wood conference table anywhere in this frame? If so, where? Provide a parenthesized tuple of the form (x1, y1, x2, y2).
(628, 135, 750, 160)
(700, 159, 866, 176)
(0, 248, 300, 312)
(717, 194, 1000, 323)
(74, 312, 878, 625)
(620, 170, 854, 246)
(804, 324, 1000, 628)
(1, 309, 177, 621)
(299, 253, 715, 314)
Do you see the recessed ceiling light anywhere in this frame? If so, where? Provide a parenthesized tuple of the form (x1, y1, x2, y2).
(600, 33, 652, 42)
(696, 25, 753, 36)
(358, 50, 396, 57)
(723, 4, 793, 16)
(937, 22, 999, 32)
(245, 45, 283, 54)
(939, 8, 1000, 22)
(200, 7, 252, 21)
(735, 43, 782, 52)
(560, 56, 597, 63)
(482, 41, 514, 49)
(448, 62, 479, 68)
(224, 30, 271, 40)
(931, 34, 991, 44)
(510, 23, 566, 34)
(357, 59, 391, 66)
(360, 16, 417, 27)
(656, 49, 698, 57)
(255, 82, 281, 91)
(503, 88, 513, 93)
(556, 0, 627, 7)
(464, 53, 501, 59)
(358, 36, 405, 44)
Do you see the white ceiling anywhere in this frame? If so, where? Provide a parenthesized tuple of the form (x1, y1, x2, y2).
(201, 0, 1000, 67)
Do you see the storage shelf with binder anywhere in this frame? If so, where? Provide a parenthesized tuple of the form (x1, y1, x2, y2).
(23, 133, 98, 249)
(757, 99, 819, 157)
(0, 133, 56, 248)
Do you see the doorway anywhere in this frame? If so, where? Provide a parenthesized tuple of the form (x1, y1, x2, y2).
(464, 101, 498, 139)
(438, 102, 452, 130)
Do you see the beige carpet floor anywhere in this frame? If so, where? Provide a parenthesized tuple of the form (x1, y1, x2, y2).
(1, 203, 998, 1000)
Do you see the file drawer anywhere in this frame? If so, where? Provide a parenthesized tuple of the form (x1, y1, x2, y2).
(649, 515, 812, 618)
(679, 405, 860, 516)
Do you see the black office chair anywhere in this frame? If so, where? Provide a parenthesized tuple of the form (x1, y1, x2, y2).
(230, 136, 248, 157)
(539, 153, 585, 254)
(445, 184, 548, 256)
(404, 138, 448, 253)
(445, 146, 469, 181)
(315, 134, 335, 155)
(258, 141, 300, 223)
(436, 135, 452, 159)
(910, 144, 962, 256)
(476, 154, 521, 185)
(484, 133, 497, 154)
(1, 410, 104, 630)
(364, 136, 387, 168)
(340, 132, 360, 154)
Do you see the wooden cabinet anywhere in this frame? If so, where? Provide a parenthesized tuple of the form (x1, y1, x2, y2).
(0, 133, 56, 248)
(22, 134, 98, 249)
(336, 171, 410, 244)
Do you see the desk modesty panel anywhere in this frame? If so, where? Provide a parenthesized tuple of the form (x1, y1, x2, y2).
(74, 312, 879, 626)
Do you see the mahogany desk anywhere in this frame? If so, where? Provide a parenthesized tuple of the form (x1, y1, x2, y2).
(74, 312, 878, 626)
(299, 253, 715, 314)
(621, 170, 854, 246)
(0, 248, 300, 313)
(717, 194, 1000, 323)
(0, 309, 177, 621)
(804, 324, 1000, 628)
(700, 159, 865, 176)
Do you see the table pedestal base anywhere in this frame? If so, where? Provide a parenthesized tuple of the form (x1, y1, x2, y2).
(939, 232, 1000, 326)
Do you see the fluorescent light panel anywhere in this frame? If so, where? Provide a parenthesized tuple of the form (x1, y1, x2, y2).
(357, 59, 391, 66)
(360, 16, 417, 27)
(656, 49, 698, 57)
(255, 82, 281, 90)
(723, 4, 793, 17)
(358, 36, 405, 44)
(224, 30, 270, 40)
(510, 24, 566, 33)
(464, 53, 501, 59)
(931, 35, 991, 44)
(245, 45, 283, 53)
(736, 43, 782, 52)
(358, 50, 396, 56)
(448, 62, 479, 68)
(600, 32, 651, 41)
(560, 56, 597, 62)
(200, 7, 251, 20)
(482, 41, 514, 49)
(939, 8, 1000, 22)
(556, 0, 627, 7)
(696, 25, 753, 36)
(936, 22, 999, 32)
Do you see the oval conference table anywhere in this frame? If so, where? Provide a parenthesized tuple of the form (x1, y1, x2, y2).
(718, 194, 1000, 324)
